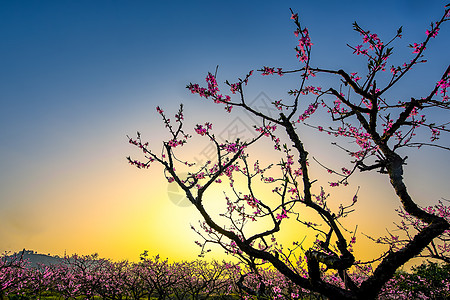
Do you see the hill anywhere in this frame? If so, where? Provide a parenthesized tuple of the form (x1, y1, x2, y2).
(6, 249, 64, 268)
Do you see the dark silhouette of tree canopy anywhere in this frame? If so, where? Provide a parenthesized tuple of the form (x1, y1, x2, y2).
(128, 5, 450, 300)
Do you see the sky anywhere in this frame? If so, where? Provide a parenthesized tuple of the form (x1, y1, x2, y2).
(1, 1, 449, 265)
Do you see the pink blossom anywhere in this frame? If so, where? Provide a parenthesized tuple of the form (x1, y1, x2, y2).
(276, 209, 289, 220)
(426, 27, 439, 38)
(412, 43, 425, 54)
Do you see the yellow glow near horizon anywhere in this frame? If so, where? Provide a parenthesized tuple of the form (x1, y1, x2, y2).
(0, 121, 415, 264)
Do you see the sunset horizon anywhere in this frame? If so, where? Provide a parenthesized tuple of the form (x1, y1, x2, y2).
(1, 0, 449, 276)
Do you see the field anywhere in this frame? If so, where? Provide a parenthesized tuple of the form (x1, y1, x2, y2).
(2, 252, 449, 299)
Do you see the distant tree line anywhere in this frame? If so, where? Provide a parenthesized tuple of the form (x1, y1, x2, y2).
(1, 251, 449, 299)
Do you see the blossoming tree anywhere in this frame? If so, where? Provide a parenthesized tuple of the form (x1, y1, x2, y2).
(128, 5, 450, 300)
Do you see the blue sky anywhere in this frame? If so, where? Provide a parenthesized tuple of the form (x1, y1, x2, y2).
(0, 1, 449, 261)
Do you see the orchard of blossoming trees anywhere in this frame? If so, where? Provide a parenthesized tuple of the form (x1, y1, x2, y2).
(1, 251, 450, 299)
(127, 4, 450, 300)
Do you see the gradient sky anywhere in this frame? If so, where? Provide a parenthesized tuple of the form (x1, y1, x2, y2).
(1, 1, 449, 264)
